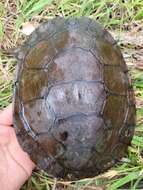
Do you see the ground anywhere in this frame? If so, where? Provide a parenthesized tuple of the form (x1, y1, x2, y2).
(0, 0, 143, 189)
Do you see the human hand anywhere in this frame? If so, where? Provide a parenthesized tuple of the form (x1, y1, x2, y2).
(0, 104, 35, 190)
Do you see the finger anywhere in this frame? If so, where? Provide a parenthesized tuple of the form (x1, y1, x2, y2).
(0, 104, 13, 126)
(8, 128, 36, 176)
(0, 125, 11, 145)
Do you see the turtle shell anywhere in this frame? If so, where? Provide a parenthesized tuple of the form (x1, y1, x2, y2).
(13, 17, 136, 180)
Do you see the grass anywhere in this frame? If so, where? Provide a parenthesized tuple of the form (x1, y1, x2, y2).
(0, 0, 143, 189)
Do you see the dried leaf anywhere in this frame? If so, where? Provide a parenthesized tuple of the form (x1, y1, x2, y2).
(21, 22, 36, 35)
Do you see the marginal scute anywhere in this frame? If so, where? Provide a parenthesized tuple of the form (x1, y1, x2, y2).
(111, 143, 126, 159)
(87, 19, 104, 38)
(13, 17, 136, 180)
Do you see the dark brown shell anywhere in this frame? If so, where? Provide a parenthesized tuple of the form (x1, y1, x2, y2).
(13, 17, 136, 180)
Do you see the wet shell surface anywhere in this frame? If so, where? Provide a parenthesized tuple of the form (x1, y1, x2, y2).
(13, 17, 136, 180)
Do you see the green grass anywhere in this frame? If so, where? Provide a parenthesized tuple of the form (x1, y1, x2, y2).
(15, 0, 143, 28)
(0, 0, 143, 189)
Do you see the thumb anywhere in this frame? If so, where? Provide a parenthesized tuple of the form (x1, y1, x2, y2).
(0, 104, 13, 126)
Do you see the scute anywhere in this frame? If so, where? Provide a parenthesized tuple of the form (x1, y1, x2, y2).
(25, 40, 56, 68)
(47, 81, 105, 117)
(13, 17, 136, 180)
(19, 69, 48, 102)
(104, 66, 129, 94)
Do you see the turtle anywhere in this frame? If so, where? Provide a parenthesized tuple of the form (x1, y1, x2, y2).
(13, 17, 136, 180)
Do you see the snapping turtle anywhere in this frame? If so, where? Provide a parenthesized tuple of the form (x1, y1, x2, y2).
(13, 17, 136, 180)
